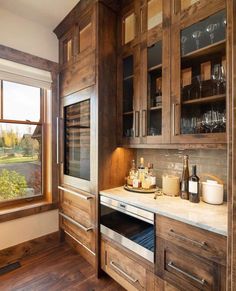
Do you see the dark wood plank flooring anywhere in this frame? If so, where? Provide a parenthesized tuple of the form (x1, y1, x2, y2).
(0, 243, 124, 291)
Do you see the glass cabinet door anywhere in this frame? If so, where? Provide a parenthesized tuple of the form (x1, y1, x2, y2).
(171, 4, 227, 144)
(147, 41, 162, 137)
(64, 99, 90, 181)
(122, 55, 134, 138)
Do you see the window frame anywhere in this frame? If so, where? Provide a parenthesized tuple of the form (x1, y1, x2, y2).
(0, 80, 50, 208)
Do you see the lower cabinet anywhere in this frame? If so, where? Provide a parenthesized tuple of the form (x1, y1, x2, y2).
(155, 215, 226, 291)
(59, 186, 96, 267)
(101, 238, 178, 291)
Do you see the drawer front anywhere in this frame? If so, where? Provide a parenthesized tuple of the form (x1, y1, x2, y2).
(156, 215, 226, 265)
(101, 240, 147, 291)
(59, 187, 95, 226)
(156, 238, 223, 291)
(60, 214, 95, 253)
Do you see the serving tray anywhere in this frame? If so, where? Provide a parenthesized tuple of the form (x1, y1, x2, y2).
(124, 185, 157, 194)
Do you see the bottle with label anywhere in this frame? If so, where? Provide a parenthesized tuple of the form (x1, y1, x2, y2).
(138, 157, 145, 185)
(189, 165, 200, 203)
(180, 155, 189, 200)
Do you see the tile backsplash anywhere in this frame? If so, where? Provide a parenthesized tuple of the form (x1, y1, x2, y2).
(136, 149, 227, 197)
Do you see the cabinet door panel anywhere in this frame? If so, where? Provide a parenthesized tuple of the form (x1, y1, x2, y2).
(171, 3, 227, 145)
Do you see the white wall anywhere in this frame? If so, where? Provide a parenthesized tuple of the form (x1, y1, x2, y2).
(0, 7, 58, 62)
(0, 210, 59, 250)
(0, 7, 59, 250)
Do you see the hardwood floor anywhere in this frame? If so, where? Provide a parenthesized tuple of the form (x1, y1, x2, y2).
(0, 242, 124, 291)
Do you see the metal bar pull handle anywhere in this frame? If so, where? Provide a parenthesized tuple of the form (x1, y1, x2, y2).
(168, 261, 205, 286)
(169, 229, 207, 248)
(110, 261, 138, 283)
(172, 103, 176, 136)
(58, 186, 93, 200)
(59, 212, 93, 232)
(56, 117, 59, 164)
(135, 111, 140, 137)
(142, 110, 147, 137)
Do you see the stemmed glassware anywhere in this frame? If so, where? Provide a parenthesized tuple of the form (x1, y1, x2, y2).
(206, 23, 220, 44)
(181, 35, 188, 55)
(212, 65, 226, 95)
(192, 30, 202, 50)
(202, 110, 218, 133)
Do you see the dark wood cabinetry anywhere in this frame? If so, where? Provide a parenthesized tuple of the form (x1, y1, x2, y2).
(156, 215, 226, 291)
(117, 0, 229, 148)
(55, 0, 134, 273)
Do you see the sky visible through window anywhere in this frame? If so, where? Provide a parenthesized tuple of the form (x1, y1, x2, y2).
(3, 81, 41, 122)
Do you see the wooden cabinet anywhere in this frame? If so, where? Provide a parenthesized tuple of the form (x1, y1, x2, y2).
(171, 0, 226, 144)
(156, 215, 226, 290)
(101, 238, 156, 291)
(117, 0, 229, 148)
(55, 0, 134, 272)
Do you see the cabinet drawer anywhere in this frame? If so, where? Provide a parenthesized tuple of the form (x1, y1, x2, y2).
(156, 239, 223, 291)
(156, 215, 226, 265)
(60, 213, 95, 253)
(59, 186, 95, 226)
(101, 240, 147, 291)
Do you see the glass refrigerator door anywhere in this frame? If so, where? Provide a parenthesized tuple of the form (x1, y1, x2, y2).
(64, 99, 90, 181)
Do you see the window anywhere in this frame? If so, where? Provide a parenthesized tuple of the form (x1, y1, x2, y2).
(0, 80, 48, 203)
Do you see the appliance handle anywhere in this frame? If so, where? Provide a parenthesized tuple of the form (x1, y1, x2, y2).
(59, 212, 93, 232)
(58, 186, 93, 200)
(64, 230, 95, 256)
(167, 261, 205, 286)
(110, 260, 138, 283)
(169, 229, 206, 248)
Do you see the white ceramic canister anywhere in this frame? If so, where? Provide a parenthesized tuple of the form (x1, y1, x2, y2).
(202, 180, 224, 205)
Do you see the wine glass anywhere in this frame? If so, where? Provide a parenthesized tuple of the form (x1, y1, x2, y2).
(220, 65, 226, 93)
(206, 23, 220, 44)
(181, 35, 188, 55)
(212, 64, 221, 95)
(192, 30, 202, 50)
(202, 110, 218, 133)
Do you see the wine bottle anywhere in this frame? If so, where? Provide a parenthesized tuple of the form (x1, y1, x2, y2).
(181, 155, 189, 200)
(189, 165, 200, 203)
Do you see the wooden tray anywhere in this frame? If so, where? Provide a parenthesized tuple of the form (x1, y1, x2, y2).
(124, 185, 157, 194)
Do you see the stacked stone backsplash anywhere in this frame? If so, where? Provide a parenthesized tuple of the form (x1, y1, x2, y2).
(136, 149, 227, 199)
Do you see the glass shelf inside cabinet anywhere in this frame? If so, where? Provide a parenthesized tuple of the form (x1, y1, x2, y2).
(147, 41, 162, 136)
(123, 55, 134, 138)
(180, 10, 226, 135)
(147, 0, 162, 30)
(64, 100, 90, 180)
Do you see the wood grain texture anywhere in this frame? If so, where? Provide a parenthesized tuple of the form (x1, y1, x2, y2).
(60, 49, 96, 97)
(156, 215, 227, 266)
(156, 237, 226, 291)
(0, 232, 59, 269)
(0, 242, 124, 291)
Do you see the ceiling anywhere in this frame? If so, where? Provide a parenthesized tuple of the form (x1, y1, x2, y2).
(0, 0, 79, 30)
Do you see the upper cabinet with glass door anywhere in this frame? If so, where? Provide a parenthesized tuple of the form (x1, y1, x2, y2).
(140, 0, 170, 144)
(58, 8, 94, 69)
(171, 0, 227, 144)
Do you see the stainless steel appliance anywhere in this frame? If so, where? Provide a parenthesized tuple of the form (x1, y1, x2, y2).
(100, 195, 155, 263)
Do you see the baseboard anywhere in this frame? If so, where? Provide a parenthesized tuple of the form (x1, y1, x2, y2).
(0, 231, 59, 268)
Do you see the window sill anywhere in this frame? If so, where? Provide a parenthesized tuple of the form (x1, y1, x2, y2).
(0, 200, 58, 223)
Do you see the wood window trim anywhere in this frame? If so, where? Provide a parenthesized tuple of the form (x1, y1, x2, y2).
(0, 200, 58, 223)
(0, 45, 59, 220)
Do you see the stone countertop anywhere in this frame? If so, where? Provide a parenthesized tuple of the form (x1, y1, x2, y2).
(100, 187, 227, 236)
